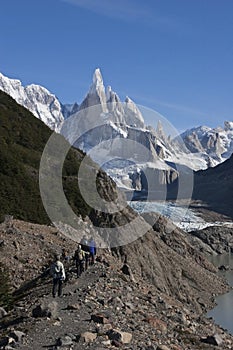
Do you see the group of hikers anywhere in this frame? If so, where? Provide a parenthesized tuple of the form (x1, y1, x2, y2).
(50, 235, 97, 298)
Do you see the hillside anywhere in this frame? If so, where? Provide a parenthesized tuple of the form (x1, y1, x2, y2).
(0, 90, 115, 224)
(193, 154, 233, 218)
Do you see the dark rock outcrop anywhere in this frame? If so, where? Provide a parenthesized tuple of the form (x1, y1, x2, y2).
(193, 153, 233, 218)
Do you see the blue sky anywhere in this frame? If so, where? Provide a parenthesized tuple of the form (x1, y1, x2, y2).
(1, 0, 233, 131)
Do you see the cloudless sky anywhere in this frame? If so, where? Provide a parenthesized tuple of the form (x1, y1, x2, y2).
(1, 0, 233, 131)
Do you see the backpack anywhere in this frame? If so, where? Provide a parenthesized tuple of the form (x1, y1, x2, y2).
(78, 251, 85, 261)
(75, 249, 84, 261)
(80, 238, 89, 252)
(53, 262, 62, 278)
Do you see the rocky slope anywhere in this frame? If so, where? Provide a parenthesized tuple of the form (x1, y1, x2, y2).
(192, 153, 233, 219)
(188, 225, 233, 255)
(0, 217, 232, 349)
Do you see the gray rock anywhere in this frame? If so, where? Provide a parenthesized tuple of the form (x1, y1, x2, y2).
(0, 307, 7, 318)
(121, 264, 136, 282)
(32, 301, 58, 318)
(66, 303, 80, 310)
(157, 345, 170, 350)
(0, 337, 9, 347)
(107, 329, 132, 344)
(91, 313, 109, 324)
(201, 333, 223, 346)
(9, 330, 26, 342)
(80, 332, 97, 343)
(57, 335, 73, 346)
(13, 240, 20, 250)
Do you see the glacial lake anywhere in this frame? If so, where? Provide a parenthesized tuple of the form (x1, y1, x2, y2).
(206, 254, 233, 336)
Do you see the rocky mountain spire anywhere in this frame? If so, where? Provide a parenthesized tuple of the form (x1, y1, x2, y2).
(106, 86, 125, 124)
(156, 120, 167, 143)
(79, 68, 108, 113)
(124, 96, 145, 128)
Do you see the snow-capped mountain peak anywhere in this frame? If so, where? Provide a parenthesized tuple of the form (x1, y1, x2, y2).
(92, 68, 104, 88)
(179, 122, 233, 167)
(0, 72, 64, 131)
(79, 68, 108, 113)
(224, 121, 233, 131)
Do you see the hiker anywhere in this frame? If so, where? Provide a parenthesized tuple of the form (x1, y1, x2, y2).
(74, 244, 86, 277)
(61, 248, 70, 263)
(80, 235, 90, 270)
(50, 254, 66, 298)
(61, 248, 71, 281)
(89, 236, 96, 265)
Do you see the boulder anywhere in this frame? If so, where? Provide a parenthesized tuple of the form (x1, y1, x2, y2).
(107, 329, 132, 344)
(121, 264, 136, 282)
(56, 335, 73, 346)
(143, 317, 167, 333)
(0, 307, 7, 318)
(66, 303, 80, 310)
(80, 332, 97, 343)
(9, 330, 26, 342)
(157, 346, 170, 350)
(32, 301, 58, 318)
(201, 334, 223, 346)
(91, 313, 109, 324)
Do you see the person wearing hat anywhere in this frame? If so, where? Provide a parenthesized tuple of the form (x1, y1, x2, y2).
(50, 254, 66, 297)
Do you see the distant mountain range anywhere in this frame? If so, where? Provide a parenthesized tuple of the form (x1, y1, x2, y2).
(180, 122, 233, 167)
(0, 69, 233, 195)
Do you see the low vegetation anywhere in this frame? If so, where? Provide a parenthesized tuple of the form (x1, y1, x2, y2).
(0, 91, 102, 223)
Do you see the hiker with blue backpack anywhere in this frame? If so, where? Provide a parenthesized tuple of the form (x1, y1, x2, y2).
(89, 236, 97, 265)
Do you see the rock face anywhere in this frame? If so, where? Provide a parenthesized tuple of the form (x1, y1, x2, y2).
(189, 225, 233, 254)
(193, 153, 233, 219)
(0, 72, 64, 130)
(79, 68, 108, 114)
(112, 214, 226, 313)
